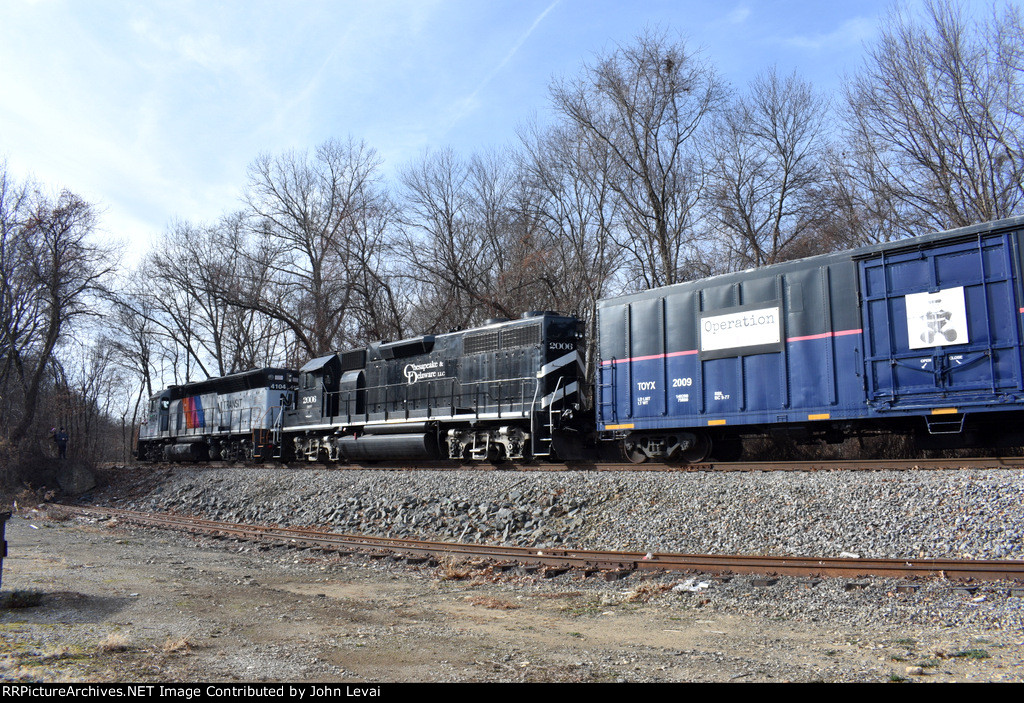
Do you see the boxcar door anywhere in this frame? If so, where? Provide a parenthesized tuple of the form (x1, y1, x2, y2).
(858, 230, 1024, 410)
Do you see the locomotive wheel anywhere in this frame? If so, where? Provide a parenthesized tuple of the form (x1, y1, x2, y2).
(622, 441, 647, 464)
(679, 433, 711, 464)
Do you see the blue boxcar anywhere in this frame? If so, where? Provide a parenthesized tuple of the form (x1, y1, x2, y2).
(596, 216, 1024, 462)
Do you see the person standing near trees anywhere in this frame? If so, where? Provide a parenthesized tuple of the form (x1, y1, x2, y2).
(52, 426, 69, 459)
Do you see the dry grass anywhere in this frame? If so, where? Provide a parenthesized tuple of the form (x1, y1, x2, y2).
(98, 632, 131, 653)
(161, 637, 195, 654)
(466, 595, 520, 610)
(624, 582, 674, 603)
(436, 558, 473, 581)
(45, 504, 73, 522)
(12, 486, 56, 512)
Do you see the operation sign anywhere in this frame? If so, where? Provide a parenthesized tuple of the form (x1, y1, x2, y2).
(700, 305, 782, 354)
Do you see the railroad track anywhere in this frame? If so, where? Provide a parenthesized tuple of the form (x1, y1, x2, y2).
(62, 505, 1024, 583)
(103, 456, 1024, 473)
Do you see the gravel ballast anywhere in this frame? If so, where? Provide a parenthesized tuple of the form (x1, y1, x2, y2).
(114, 466, 1024, 561)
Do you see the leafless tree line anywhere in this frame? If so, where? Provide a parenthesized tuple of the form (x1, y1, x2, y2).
(0, 162, 120, 481)
(3, 1, 1023, 484)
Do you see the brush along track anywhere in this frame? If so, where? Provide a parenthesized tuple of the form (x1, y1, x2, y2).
(63, 505, 1024, 583)
(109, 456, 1024, 473)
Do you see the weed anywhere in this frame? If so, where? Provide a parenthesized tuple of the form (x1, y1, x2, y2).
(888, 674, 908, 683)
(436, 558, 472, 581)
(624, 582, 672, 603)
(532, 591, 583, 599)
(894, 637, 917, 647)
(45, 505, 72, 522)
(99, 633, 130, 653)
(161, 637, 194, 653)
(561, 603, 603, 617)
(951, 649, 990, 660)
(40, 646, 87, 662)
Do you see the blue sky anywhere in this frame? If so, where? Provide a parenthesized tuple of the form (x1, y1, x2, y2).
(0, 0, 904, 259)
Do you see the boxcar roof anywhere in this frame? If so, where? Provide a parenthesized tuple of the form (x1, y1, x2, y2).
(598, 215, 1024, 308)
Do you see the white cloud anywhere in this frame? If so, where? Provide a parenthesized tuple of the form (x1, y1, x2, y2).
(727, 5, 751, 24)
(781, 17, 877, 51)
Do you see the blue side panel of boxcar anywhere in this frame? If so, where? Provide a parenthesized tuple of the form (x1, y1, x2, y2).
(596, 218, 1024, 436)
(597, 328, 866, 430)
(596, 254, 867, 431)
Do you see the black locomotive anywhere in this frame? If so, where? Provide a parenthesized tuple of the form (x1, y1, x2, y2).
(138, 312, 589, 463)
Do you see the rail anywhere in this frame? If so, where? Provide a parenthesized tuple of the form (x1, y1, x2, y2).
(61, 506, 1024, 583)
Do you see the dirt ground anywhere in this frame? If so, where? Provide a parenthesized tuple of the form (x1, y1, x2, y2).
(2, 510, 1023, 683)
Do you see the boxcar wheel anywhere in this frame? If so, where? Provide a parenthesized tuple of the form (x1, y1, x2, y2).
(622, 440, 647, 464)
(679, 434, 711, 464)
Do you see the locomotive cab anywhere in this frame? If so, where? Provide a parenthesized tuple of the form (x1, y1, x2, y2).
(293, 354, 342, 425)
(135, 390, 172, 461)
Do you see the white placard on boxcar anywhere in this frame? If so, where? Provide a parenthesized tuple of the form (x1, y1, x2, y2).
(700, 306, 781, 352)
(905, 286, 969, 350)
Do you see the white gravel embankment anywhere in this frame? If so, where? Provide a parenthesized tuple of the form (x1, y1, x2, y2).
(113, 466, 1024, 561)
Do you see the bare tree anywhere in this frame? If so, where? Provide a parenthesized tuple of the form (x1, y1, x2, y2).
(238, 137, 393, 356)
(398, 148, 477, 331)
(141, 213, 295, 381)
(399, 147, 555, 331)
(710, 68, 832, 268)
(49, 339, 130, 464)
(843, 0, 1024, 239)
(519, 120, 623, 376)
(104, 273, 161, 458)
(549, 29, 728, 288)
(0, 164, 116, 466)
(106, 272, 158, 399)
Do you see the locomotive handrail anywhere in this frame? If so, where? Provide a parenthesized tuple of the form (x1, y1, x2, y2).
(316, 373, 545, 426)
(174, 404, 270, 438)
(350, 375, 543, 419)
